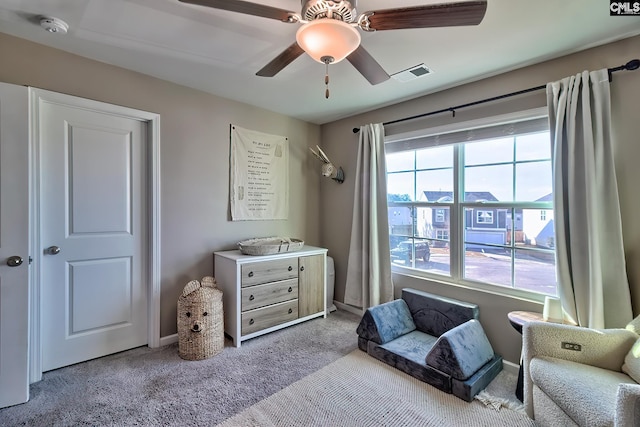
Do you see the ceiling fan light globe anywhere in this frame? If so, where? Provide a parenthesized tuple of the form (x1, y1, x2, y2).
(296, 19, 361, 64)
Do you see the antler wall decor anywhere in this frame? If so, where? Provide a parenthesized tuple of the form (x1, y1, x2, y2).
(309, 145, 344, 183)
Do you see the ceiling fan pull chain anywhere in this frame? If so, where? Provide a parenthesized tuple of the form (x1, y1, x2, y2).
(325, 61, 330, 99)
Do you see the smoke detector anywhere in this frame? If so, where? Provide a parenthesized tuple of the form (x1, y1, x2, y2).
(40, 17, 69, 34)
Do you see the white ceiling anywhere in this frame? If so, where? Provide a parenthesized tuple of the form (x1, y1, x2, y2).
(1, 0, 639, 124)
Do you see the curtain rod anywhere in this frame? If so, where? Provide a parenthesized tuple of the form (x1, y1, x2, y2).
(352, 59, 640, 133)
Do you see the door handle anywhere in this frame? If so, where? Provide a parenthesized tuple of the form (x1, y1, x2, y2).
(46, 246, 61, 255)
(7, 256, 23, 267)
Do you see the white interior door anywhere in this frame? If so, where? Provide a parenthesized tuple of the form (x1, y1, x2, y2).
(39, 95, 148, 372)
(0, 83, 30, 407)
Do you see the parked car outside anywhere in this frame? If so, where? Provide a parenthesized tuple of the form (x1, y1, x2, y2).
(390, 240, 430, 263)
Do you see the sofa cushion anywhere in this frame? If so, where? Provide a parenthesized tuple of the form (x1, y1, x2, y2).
(425, 319, 494, 380)
(356, 299, 416, 345)
(401, 288, 478, 337)
(530, 356, 636, 426)
(379, 330, 438, 366)
(368, 331, 451, 393)
(622, 337, 640, 383)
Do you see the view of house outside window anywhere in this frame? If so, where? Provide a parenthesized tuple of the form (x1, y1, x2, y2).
(386, 128, 557, 297)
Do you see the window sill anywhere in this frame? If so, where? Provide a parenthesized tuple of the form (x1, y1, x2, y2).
(390, 264, 548, 304)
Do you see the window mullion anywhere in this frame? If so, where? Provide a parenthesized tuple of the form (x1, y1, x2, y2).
(450, 144, 463, 281)
(511, 139, 517, 289)
(413, 152, 417, 246)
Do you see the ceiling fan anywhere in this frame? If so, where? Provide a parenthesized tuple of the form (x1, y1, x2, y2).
(178, 0, 487, 93)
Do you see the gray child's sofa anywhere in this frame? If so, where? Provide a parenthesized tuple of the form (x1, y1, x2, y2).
(356, 288, 503, 401)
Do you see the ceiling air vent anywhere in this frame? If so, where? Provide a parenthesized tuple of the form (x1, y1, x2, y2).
(391, 64, 432, 82)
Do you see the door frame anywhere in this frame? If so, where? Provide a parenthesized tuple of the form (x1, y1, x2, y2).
(28, 88, 161, 383)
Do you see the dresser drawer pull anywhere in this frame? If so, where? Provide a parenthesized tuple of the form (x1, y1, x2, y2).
(249, 318, 254, 325)
(288, 308, 293, 314)
(249, 295, 255, 301)
(300, 266, 305, 272)
(248, 271, 254, 277)
(288, 266, 293, 271)
(288, 287, 292, 292)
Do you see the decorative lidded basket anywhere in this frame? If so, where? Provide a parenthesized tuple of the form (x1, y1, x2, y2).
(177, 276, 224, 360)
(237, 237, 304, 256)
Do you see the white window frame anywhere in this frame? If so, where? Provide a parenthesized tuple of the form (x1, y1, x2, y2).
(385, 108, 555, 302)
(476, 210, 494, 224)
(435, 209, 445, 223)
(436, 229, 449, 240)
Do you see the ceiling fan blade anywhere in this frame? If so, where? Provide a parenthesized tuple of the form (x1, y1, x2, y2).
(178, 0, 297, 22)
(347, 46, 390, 85)
(362, 1, 487, 31)
(256, 43, 305, 77)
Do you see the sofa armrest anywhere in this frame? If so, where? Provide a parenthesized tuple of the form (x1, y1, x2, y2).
(426, 319, 495, 381)
(356, 299, 416, 345)
(522, 321, 637, 418)
(615, 383, 640, 427)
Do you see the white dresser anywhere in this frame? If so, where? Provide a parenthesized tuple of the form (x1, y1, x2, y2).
(214, 246, 327, 347)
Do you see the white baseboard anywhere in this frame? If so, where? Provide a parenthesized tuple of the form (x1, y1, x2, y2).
(159, 333, 178, 347)
(334, 301, 364, 316)
(502, 359, 519, 376)
(157, 303, 520, 377)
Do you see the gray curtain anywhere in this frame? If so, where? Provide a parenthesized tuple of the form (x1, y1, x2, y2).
(344, 123, 394, 309)
(547, 69, 632, 328)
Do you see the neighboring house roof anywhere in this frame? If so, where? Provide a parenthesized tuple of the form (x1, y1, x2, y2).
(422, 191, 499, 202)
(536, 193, 553, 202)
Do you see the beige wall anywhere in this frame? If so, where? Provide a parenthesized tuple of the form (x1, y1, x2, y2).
(319, 35, 640, 364)
(0, 33, 322, 337)
(3, 30, 640, 365)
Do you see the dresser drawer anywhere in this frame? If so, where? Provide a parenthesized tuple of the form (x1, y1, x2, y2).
(241, 258, 298, 287)
(241, 299, 298, 335)
(241, 279, 298, 311)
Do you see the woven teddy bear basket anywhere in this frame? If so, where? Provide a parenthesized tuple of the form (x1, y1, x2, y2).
(177, 276, 224, 360)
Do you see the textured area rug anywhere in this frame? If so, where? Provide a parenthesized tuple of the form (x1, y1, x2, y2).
(219, 350, 534, 427)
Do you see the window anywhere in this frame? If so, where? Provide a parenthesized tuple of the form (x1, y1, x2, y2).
(476, 210, 493, 224)
(386, 111, 556, 297)
(436, 230, 449, 240)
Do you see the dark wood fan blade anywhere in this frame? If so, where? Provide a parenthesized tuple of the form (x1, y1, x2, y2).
(346, 46, 390, 85)
(179, 0, 297, 22)
(256, 43, 305, 77)
(363, 1, 487, 31)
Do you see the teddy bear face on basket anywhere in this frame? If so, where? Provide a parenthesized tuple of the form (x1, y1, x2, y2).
(177, 276, 224, 360)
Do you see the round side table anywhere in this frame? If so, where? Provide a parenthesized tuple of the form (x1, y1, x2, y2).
(508, 311, 544, 402)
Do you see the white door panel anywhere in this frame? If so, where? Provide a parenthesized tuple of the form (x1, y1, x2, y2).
(69, 257, 132, 333)
(0, 83, 29, 408)
(40, 100, 147, 372)
(69, 125, 132, 234)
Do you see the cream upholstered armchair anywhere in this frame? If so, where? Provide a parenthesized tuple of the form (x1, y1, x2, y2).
(522, 317, 640, 427)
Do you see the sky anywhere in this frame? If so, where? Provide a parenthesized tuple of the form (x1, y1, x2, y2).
(386, 132, 552, 203)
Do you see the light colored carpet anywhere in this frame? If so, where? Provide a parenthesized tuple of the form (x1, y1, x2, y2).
(219, 349, 534, 427)
(0, 310, 361, 426)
